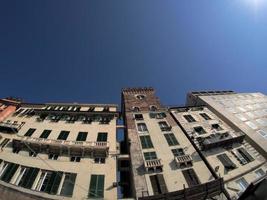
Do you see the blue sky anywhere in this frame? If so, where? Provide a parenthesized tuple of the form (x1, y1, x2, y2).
(1, 0, 267, 106)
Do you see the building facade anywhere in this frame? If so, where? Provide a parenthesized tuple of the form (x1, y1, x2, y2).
(121, 88, 226, 200)
(186, 91, 267, 158)
(170, 106, 267, 199)
(0, 102, 119, 200)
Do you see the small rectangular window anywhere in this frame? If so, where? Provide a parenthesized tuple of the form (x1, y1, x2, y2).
(144, 152, 157, 160)
(137, 123, 148, 132)
(164, 133, 179, 146)
(88, 175, 105, 198)
(76, 132, 88, 141)
(140, 136, 154, 149)
(171, 148, 185, 157)
(24, 128, 36, 137)
(217, 153, 236, 171)
(237, 148, 254, 163)
(184, 115, 196, 123)
(199, 113, 211, 120)
(94, 158, 106, 164)
(97, 132, 108, 142)
(212, 124, 223, 131)
(39, 130, 51, 139)
(70, 157, 81, 162)
(134, 114, 144, 120)
(236, 177, 249, 192)
(57, 131, 69, 140)
(194, 126, 206, 134)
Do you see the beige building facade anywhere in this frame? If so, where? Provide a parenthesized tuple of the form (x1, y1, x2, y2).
(170, 106, 267, 199)
(186, 91, 267, 158)
(0, 102, 119, 200)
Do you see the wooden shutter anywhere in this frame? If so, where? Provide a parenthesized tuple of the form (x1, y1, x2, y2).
(157, 174, 168, 194)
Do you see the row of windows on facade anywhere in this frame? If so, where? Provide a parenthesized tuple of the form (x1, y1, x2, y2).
(13, 110, 113, 124)
(14, 105, 111, 116)
(0, 159, 106, 198)
(134, 112, 166, 121)
(137, 121, 172, 132)
(131, 105, 158, 112)
(1, 138, 107, 164)
(23, 128, 108, 141)
(183, 112, 212, 122)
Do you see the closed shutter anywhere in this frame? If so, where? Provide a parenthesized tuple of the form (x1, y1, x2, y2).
(182, 168, 200, 187)
(157, 174, 168, 194)
(89, 175, 105, 198)
(50, 172, 63, 194)
(1, 163, 19, 182)
(20, 168, 39, 189)
(238, 148, 254, 162)
(150, 175, 160, 195)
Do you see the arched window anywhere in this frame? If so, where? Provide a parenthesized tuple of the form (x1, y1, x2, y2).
(132, 107, 140, 112)
(149, 105, 157, 111)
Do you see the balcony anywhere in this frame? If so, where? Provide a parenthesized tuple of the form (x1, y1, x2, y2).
(139, 178, 225, 200)
(144, 159, 163, 172)
(199, 131, 245, 151)
(175, 154, 193, 168)
(12, 137, 109, 157)
(0, 121, 24, 133)
(160, 126, 172, 132)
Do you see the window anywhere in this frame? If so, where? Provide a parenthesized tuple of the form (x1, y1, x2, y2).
(35, 170, 62, 194)
(237, 148, 254, 163)
(94, 158, 106, 164)
(48, 154, 59, 160)
(199, 113, 211, 120)
(24, 128, 36, 137)
(149, 105, 157, 111)
(57, 131, 69, 140)
(137, 123, 148, 132)
(182, 168, 200, 187)
(184, 115, 196, 123)
(132, 107, 140, 112)
(15, 167, 39, 189)
(255, 169, 265, 178)
(236, 177, 249, 192)
(0, 163, 19, 183)
(158, 121, 171, 131)
(0, 138, 10, 148)
(144, 152, 157, 160)
(164, 133, 179, 146)
(60, 173, 76, 197)
(29, 151, 37, 157)
(97, 132, 108, 142)
(235, 114, 247, 122)
(257, 130, 267, 139)
(76, 132, 88, 141)
(217, 153, 236, 171)
(140, 136, 154, 149)
(245, 121, 258, 130)
(39, 130, 51, 139)
(70, 157, 81, 162)
(256, 118, 267, 126)
(88, 175, 105, 198)
(136, 94, 145, 100)
(171, 148, 185, 157)
(211, 124, 223, 131)
(134, 114, 143, 120)
(149, 174, 168, 195)
(194, 126, 206, 134)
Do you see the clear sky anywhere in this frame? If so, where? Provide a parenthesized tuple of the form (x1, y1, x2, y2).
(1, 0, 267, 106)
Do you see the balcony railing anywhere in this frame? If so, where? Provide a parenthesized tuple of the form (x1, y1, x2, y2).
(12, 137, 109, 157)
(199, 131, 245, 150)
(175, 154, 193, 167)
(139, 178, 225, 200)
(0, 122, 24, 133)
(144, 159, 163, 172)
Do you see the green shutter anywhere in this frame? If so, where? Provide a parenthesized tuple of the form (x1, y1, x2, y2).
(60, 173, 76, 197)
(1, 163, 19, 183)
(89, 175, 105, 198)
(20, 168, 39, 189)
